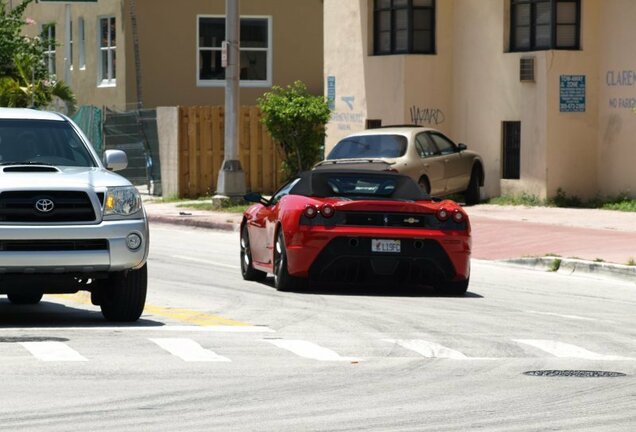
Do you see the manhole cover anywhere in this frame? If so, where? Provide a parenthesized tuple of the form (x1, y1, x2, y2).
(0, 337, 69, 343)
(524, 370, 626, 378)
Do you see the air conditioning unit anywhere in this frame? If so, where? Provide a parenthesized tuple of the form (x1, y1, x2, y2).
(520, 57, 535, 82)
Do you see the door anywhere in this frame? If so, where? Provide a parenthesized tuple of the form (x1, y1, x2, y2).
(248, 178, 300, 265)
(247, 204, 274, 265)
(428, 132, 471, 193)
(413, 133, 445, 195)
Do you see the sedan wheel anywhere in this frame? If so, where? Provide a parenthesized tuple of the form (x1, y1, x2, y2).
(240, 226, 267, 282)
(464, 168, 481, 205)
(273, 231, 306, 292)
(418, 176, 430, 195)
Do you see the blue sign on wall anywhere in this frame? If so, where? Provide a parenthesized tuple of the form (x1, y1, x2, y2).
(327, 76, 336, 110)
(560, 75, 586, 112)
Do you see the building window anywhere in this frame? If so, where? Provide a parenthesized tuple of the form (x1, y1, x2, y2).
(197, 15, 272, 87)
(510, 0, 580, 52)
(98, 16, 116, 86)
(78, 17, 85, 70)
(41, 23, 56, 76)
(502, 121, 521, 179)
(374, 0, 435, 55)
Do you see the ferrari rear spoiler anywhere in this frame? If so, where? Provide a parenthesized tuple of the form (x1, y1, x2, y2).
(313, 159, 395, 171)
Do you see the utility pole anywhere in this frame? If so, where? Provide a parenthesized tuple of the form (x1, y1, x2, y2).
(216, 0, 246, 198)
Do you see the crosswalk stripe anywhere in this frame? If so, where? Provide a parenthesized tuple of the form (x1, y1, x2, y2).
(385, 339, 469, 359)
(266, 340, 359, 362)
(513, 339, 632, 360)
(150, 338, 231, 362)
(20, 342, 88, 362)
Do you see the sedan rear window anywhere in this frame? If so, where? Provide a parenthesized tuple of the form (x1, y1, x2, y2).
(0, 119, 96, 167)
(327, 135, 407, 160)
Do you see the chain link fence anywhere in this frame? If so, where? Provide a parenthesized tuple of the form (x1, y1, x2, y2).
(71, 105, 161, 195)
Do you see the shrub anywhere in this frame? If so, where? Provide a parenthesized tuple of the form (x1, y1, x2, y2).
(258, 81, 331, 180)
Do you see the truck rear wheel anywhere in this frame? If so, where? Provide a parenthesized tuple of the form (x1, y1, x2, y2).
(100, 264, 147, 322)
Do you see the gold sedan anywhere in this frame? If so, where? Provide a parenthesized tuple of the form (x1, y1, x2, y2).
(316, 126, 484, 205)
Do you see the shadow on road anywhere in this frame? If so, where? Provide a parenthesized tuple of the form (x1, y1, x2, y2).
(0, 299, 163, 328)
(259, 277, 483, 298)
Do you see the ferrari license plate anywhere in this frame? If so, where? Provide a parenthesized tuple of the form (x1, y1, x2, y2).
(371, 239, 401, 253)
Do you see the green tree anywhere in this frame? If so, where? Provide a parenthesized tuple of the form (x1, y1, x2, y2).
(258, 81, 331, 179)
(0, 0, 75, 113)
(0, 0, 44, 78)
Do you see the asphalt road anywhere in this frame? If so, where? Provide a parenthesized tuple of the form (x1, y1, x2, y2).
(0, 224, 634, 431)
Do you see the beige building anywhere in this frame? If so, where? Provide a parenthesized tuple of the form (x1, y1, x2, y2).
(324, 0, 636, 200)
(23, 0, 323, 109)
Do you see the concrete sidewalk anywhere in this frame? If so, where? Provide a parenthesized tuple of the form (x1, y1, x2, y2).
(143, 197, 636, 281)
(467, 204, 636, 265)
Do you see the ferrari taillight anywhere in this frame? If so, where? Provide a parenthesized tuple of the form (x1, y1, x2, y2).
(320, 204, 335, 218)
(436, 208, 450, 221)
(452, 210, 465, 223)
(304, 205, 318, 219)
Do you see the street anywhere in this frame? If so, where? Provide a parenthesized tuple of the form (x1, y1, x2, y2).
(0, 224, 634, 431)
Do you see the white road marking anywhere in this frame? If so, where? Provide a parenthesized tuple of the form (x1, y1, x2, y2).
(171, 255, 240, 270)
(150, 338, 230, 362)
(525, 310, 600, 322)
(6, 326, 274, 333)
(514, 339, 632, 360)
(20, 342, 88, 362)
(266, 340, 359, 362)
(386, 339, 469, 359)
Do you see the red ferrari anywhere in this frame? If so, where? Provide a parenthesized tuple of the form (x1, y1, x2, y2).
(240, 170, 471, 295)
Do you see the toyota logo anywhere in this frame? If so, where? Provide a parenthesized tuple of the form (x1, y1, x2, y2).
(35, 198, 55, 213)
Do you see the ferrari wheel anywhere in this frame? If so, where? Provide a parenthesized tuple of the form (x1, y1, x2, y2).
(274, 231, 305, 292)
(434, 278, 469, 296)
(240, 226, 267, 282)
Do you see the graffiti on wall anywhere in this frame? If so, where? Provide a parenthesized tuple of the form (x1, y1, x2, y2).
(606, 70, 636, 109)
(409, 106, 446, 126)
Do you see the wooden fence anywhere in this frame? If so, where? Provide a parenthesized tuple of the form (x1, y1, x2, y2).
(178, 106, 284, 197)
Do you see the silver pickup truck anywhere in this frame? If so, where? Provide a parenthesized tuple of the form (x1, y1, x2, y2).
(0, 108, 148, 321)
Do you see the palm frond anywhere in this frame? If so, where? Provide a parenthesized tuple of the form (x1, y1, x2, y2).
(51, 80, 77, 114)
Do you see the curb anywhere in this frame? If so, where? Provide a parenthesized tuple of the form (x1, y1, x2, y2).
(147, 214, 240, 232)
(502, 256, 636, 284)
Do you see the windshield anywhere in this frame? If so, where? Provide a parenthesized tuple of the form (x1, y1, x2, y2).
(0, 119, 96, 167)
(327, 134, 407, 160)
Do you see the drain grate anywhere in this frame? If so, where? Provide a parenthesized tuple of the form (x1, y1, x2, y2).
(0, 337, 69, 343)
(524, 370, 626, 378)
